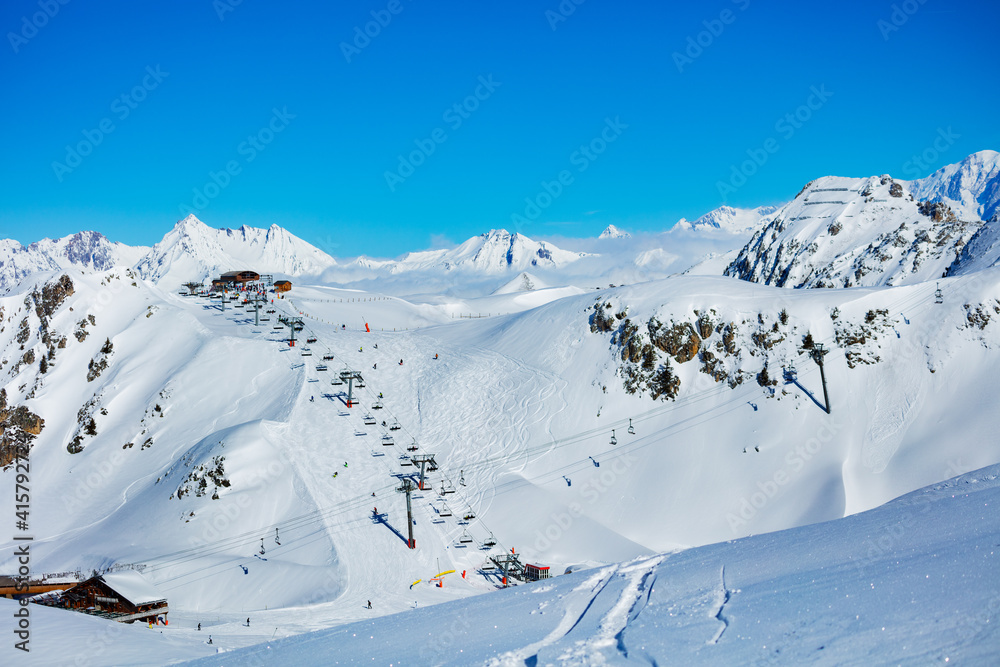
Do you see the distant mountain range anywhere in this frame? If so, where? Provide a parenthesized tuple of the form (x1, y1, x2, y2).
(2, 151, 998, 293)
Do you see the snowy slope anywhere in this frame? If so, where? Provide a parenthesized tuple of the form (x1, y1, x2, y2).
(9, 463, 997, 665)
(133, 215, 337, 286)
(725, 175, 983, 288)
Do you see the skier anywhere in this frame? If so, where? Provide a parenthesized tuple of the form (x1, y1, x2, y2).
(367, 600, 372, 609)
(371, 492, 376, 497)
(247, 617, 250, 627)
(374, 344, 378, 349)
(310, 396, 314, 402)
(378, 392, 383, 399)
(197, 623, 201, 631)
(373, 507, 377, 514)
(434, 353, 438, 359)
(359, 346, 363, 352)
(399, 359, 403, 365)
(373, 363, 377, 370)
(344, 462, 348, 468)
(333, 472, 338, 478)
(208, 636, 213, 645)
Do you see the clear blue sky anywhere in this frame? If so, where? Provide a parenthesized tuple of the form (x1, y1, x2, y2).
(1, 0, 997, 257)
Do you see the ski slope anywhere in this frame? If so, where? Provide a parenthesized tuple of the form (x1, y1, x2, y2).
(7, 463, 997, 665)
(2, 259, 1000, 664)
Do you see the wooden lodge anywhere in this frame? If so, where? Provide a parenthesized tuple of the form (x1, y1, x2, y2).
(33, 571, 168, 624)
(273, 280, 292, 293)
(219, 270, 261, 284)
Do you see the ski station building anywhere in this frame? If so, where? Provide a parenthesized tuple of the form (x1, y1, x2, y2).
(31, 571, 169, 624)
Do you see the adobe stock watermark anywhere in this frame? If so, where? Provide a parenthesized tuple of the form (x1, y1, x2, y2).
(901, 127, 960, 179)
(213, 0, 244, 21)
(726, 412, 843, 533)
(877, 0, 930, 41)
(716, 84, 832, 201)
(673, 0, 751, 73)
(533, 452, 637, 553)
(510, 116, 628, 229)
(179, 107, 295, 216)
(51, 66, 169, 182)
(7, 0, 71, 54)
(545, 0, 587, 31)
(384, 75, 501, 192)
(340, 0, 412, 63)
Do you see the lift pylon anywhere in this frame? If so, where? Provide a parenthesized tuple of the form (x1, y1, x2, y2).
(810, 343, 831, 414)
(411, 454, 438, 490)
(339, 370, 364, 407)
(396, 478, 417, 549)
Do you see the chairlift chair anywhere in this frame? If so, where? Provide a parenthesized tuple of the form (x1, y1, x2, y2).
(307, 337, 317, 343)
(610, 429, 617, 446)
(627, 419, 635, 435)
(407, 443, 418, 452)
(382, 435, 394, 446)
(439, 503, 453, 517)
(356, 379, 366, 388)
(399, 457, 413, 467)
(371, 449, 385, 457)
(301, 349, 312, 357)
(481, 561, 496, 570)
(463, 508, 476, 521)
(363, 414, 376, 425)
(482, 533, 497, 548)
(316, 364, 328, 371)
(331, 376, 344, 386)
(390, 420, 401, 431)
(935, 282, 944, 304)
(323, 354, 335, 361)
(459, 531, 473, 544)
(373, 400, 383, 410)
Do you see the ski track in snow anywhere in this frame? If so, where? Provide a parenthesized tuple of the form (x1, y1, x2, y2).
(707, 564, 730, 645)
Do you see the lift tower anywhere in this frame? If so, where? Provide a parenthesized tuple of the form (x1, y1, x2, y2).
(396, 478, 417, 549)
(811, 343, 831, 414)
(338, 370, 364, 407)
(411, 454, 438, 491)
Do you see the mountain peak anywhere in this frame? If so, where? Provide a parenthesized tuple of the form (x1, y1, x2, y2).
(599, 225, 631, 240)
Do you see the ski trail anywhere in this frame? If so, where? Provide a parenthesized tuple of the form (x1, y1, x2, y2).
(553, 555, 666, 665)
(707, 564, 730, 645)
(485, 566, 618, 667)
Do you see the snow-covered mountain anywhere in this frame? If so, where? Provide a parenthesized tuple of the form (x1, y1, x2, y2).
(133, 215, 337, 285)
(598, 224, 631, 240)
(910, 149, 1000, 222)
(725, 174, 984, 288)
(0, 231, 147, 294)
(674, 204, 780, 235)
(342, 229, 589, 277)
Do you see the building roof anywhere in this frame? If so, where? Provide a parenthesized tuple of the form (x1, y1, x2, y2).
(99, 571, 166, 606)
(274, 280, 291, 285)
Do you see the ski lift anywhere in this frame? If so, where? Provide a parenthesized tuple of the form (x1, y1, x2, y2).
(407, 443, 418, 452)
(316, 364, 328, 371)
(390, 420, 401, 431)
(331, 376, 344, 386)
(459, 470, 466, 486)
(267, 309, 275, 314)
(373, 400, 383, 410)
(273, 324, 283, 330)
(482, 533, 497, 548)
(935, 282, 944, 304)
(275, 528, 281, 546)
(234, 301, 244, 308)
(481, 560, 495, 570)
(260, 315, 270, 322)
(627, 419, 635, 435)
(307, 337, 317, 343)
(301, 348, 312, 356)
(259, 538, 265, 556)
(364, 414, 376, 425)
(439, 503, 453, 517)
(443, 479, 456, 494)
(458, 531, 473, 544)
(356, 378, 366, 388)
(382, 435, 395, 446)
(462, 509, 476, 521)
(785, 364, 798, 382)
(323, 354, 335, 361)
(399, 456, 413, 467)
(610, 429, 617, 446)
(292, 322, 305, 332)
(371, 449, 385, 457)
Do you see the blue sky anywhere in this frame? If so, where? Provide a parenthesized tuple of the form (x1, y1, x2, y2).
(1, 0, 997, 257)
